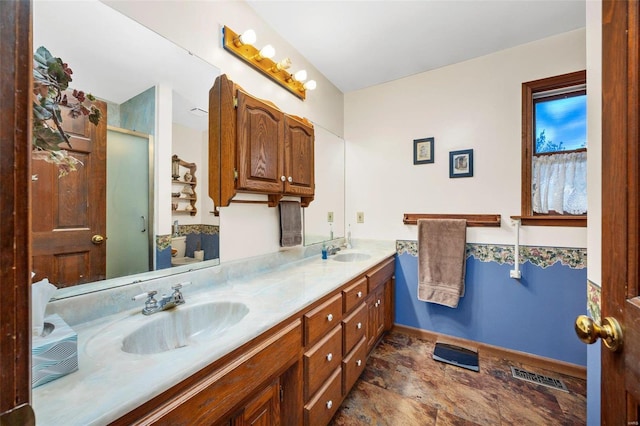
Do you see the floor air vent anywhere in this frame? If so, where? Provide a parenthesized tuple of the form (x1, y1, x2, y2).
(433, 342, 479, 372)
(510, 366, 568, 392)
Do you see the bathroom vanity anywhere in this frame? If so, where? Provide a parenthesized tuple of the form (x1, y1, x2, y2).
(32, 241, 395, 425)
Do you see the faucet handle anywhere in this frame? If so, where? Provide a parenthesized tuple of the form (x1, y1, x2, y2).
(172, 281, 191, 291)
(132, 290, 157, 301)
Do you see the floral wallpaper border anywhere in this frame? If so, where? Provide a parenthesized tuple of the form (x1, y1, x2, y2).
(395, 240, 586, 270)
(156, 224, 219, 250)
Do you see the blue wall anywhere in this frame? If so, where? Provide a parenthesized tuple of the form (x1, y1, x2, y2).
(394, 242, 587, 366)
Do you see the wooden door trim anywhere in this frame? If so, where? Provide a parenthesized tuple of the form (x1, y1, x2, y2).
(0, 0, 34, 420)
(601, 0, 639, 423)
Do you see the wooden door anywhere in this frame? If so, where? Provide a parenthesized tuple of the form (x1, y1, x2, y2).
(283, 115, 314, 198)
(236, 90, 284, 194)
(601, 0, 640, 423)
(31, 99, 107, 288)
(0, 0, 34, 423)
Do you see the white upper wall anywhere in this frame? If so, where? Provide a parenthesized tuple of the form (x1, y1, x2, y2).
(344, 29, 587, 248)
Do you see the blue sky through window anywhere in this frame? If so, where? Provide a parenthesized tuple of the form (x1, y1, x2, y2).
(534, 94, 587, 153)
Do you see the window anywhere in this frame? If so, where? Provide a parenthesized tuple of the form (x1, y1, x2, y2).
(520, 70, 587, 227)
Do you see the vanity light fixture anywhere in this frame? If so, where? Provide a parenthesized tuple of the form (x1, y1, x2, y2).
(222, 25, 317, 100)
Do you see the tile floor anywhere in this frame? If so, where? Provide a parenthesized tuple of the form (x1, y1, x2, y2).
(330, 331, 587, 425)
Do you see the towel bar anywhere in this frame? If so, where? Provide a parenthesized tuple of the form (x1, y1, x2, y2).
(403, 213, 501, 227)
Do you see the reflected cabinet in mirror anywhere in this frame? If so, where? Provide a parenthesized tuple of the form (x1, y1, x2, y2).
(32, 0, 221, 295)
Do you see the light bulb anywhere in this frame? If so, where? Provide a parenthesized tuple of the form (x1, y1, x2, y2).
(294, 70, 307, 82)
(238, 29, 256, 45)
(303, 80, 317, 91)
(256, 44, 275, 61)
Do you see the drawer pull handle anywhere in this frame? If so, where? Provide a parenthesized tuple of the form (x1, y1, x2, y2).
(326, 353, 333, 361)
(327, 313, 333, 322)
(356, 359, 362, 367)
(357, 291, 362, 298)
(326, 400, 333, 409)
(357, 322, 362, 329)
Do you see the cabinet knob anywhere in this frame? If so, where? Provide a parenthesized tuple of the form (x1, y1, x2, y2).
(357, 322, 362, 329)
(326, 400, 333, 409)
(280, 175, 286, 182)
(287, 176, 292, 182)
(327, 313, 333, 322)
(356, 359, 362, 367)
(357, 291, 362, 298)
(326, 353, 333, 361)
(377, 299, 381, 305)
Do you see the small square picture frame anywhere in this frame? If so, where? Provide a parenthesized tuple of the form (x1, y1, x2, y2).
(413, 137, 434, 165)
(449, 149, 474, 178)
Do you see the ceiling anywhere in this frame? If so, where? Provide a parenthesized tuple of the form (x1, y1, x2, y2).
(247, 0, 586, 93)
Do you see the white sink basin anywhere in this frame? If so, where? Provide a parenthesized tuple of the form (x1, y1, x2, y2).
(121, 302, 249, 355)
(332, 252, 371, 262)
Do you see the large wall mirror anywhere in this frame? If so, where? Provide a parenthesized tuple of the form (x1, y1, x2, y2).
(34, 0, 346, 300)
(304, 125, 345, 245)
(33, 0, 221, 299)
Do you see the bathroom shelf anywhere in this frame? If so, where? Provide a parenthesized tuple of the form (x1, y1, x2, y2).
(403, 213, 501, 227)
(171, 155, 197, 216)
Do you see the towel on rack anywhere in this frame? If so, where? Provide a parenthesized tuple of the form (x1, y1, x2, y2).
(417, 218, 467, 308)
(279, 201, 302, 247)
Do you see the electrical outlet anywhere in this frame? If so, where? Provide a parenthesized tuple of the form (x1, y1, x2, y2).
(357, 212, 364, 223)
(327, 212, 334, 222)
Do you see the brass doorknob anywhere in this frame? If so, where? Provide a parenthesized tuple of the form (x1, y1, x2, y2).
(575, 315, 623, 352)
(91, 235, 105, 245)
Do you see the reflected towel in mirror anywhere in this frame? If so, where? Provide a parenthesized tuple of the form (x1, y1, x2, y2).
(279, 201, 302, 247)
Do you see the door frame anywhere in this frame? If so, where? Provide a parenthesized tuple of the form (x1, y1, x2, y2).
(601, 0, 639, 423)
(0, 0, 35, 423)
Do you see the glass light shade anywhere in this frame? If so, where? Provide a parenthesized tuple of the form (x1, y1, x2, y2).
(294, 70, 308, 82)
(259, 44, 276, 59)
(239, 29, 256, 45)
(303, 80, 317, 91)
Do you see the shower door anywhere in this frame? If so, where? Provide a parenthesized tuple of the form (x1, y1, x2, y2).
(106, 128, 152, 278)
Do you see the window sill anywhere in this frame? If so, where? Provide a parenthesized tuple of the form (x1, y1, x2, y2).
(510, 215, 586, 227)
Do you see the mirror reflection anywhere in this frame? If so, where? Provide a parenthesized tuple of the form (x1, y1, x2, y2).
(304, 125, 345, 245)
(32, 0, 221, 294)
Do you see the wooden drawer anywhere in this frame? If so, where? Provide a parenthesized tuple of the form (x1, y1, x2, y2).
(366, 257, 394, 292)
(304, 325, 342, 401)
(305, 293, 343, 346)
(342, 277, 367, 313)
(342, 302, 366, 356)
(342, 336, 367, 395)
(304, 367, 342, 426)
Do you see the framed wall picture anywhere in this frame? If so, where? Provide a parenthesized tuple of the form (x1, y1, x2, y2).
(413, 137, 434, 164)
(449, 149, 474, 178)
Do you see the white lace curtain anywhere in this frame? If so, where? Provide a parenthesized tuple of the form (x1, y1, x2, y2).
(532, 151, 587, 214)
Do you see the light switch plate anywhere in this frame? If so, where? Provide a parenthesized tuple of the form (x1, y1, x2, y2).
(357, 212, 364, 223)
(327, 212, 334, 222)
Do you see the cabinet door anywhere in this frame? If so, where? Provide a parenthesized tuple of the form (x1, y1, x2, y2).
(232, 378, 281, 426)
(236, 90, 284, 193)
(283, 115, 314, 197)
(366, 288, 385, 353)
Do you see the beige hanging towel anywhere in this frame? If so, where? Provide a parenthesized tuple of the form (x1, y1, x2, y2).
(279, 201, 302, 247)
(417, 218, 467, 308)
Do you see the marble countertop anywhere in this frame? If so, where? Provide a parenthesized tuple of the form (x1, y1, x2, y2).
(32, 241, 396, 426)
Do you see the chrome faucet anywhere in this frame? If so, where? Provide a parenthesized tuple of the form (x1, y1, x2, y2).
(327, 245, 342, 256)
(132, 282, 189, 315)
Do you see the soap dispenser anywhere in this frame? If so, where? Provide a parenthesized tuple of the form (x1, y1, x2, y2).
(321, 242, 328, 260)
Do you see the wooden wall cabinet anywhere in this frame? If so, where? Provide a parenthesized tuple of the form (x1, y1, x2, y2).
(210, 74, 315, 210)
